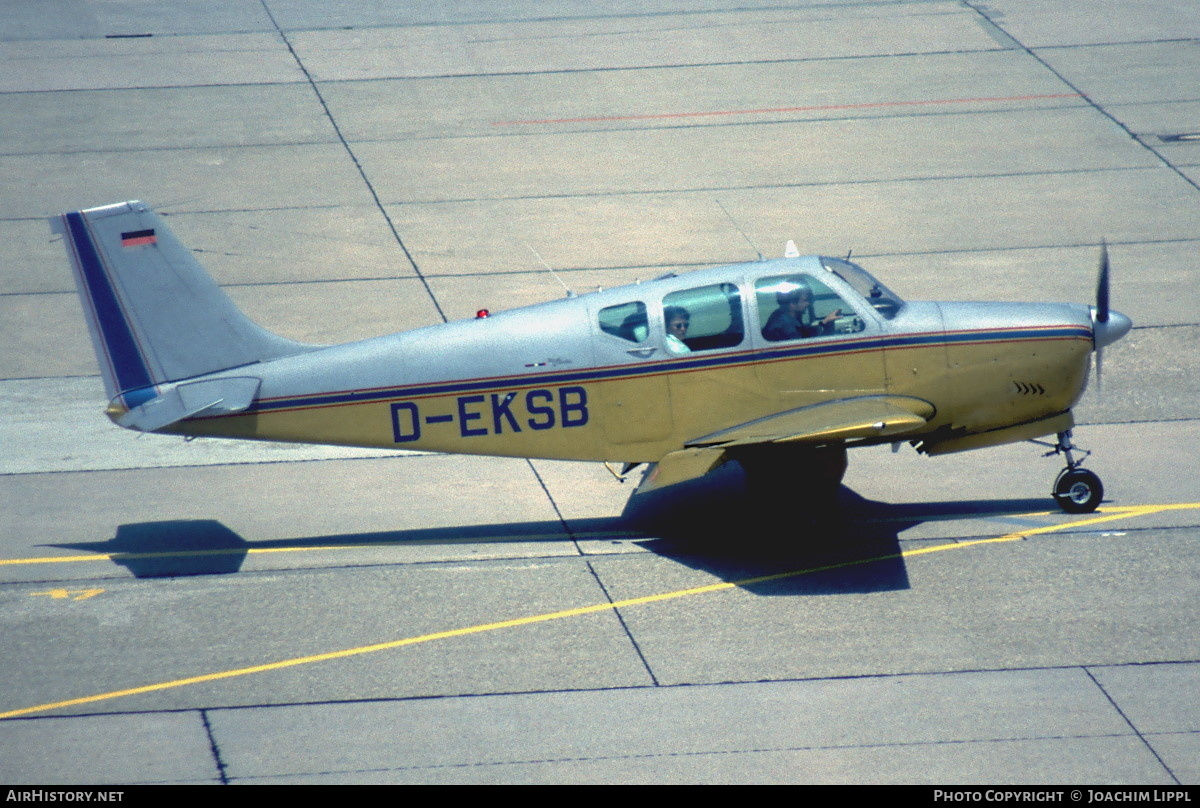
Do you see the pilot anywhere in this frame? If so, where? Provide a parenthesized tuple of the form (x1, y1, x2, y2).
(762, 279, 840, 341)
(664, 305, 692, 354)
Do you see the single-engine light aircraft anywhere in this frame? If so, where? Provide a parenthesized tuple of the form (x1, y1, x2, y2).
(54, 201, 1131, 514)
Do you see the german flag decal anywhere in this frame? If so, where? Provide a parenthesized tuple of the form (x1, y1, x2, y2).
(120, 229, 157, 247)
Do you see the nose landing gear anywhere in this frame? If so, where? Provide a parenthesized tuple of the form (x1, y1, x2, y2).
(1054, 466, 1104, 514)
(1037, 430, 1104, 513)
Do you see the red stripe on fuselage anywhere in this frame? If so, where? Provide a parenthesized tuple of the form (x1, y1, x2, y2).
(196, 326, 1089, 420)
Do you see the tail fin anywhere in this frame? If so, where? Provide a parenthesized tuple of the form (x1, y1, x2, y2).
(52, 201, 315, 410)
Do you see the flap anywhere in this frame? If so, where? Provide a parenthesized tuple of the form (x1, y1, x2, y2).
(635, 447, 728, 494)
(686, 396, 935, 448)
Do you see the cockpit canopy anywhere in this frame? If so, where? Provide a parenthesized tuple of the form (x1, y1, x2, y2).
(595, 256, 905, 355)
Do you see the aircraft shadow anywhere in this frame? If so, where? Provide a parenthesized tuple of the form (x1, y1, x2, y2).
(54, 520, 250, 578)
(616, 462, 1051, 596)
(49, 466, 1049, 589)
(48, 518, 595, 579)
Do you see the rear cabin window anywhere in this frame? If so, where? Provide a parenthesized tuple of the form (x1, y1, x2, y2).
(598, 301, 649, 343)
(661, 283, 744, 354)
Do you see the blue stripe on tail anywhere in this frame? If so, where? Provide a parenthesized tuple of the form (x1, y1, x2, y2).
(63, 211, 155, 400)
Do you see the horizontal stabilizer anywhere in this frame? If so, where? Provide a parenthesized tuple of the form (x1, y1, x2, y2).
(687, 396, 934, 448)
(115, 377, 261, 432)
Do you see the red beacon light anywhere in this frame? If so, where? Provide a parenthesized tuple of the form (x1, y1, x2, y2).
(475, 309, 490, 319)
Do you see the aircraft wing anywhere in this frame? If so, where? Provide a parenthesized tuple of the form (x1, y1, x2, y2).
(686, 395, 935, 448)
(636, 396, 934, 493)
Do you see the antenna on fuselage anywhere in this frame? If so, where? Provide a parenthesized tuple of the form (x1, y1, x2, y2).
(525, 242, 575, 298)
(715, 199, 763, 261)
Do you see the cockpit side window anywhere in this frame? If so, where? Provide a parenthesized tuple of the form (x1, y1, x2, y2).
(661, 283, 744, 354)
(755, 274, 864, 341)
(598, 301, 649, 343)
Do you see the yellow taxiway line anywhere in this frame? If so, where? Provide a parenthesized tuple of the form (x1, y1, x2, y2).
(3, 504, 1193, 569)
(0, 533, 629, 568)
(1, 502, 1196, 720)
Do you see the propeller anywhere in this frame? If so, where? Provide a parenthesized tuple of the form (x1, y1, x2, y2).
(1090, 240, 1132, 392)
(1095, 241, 1109, 390)
(1096, 240, 1110, 325)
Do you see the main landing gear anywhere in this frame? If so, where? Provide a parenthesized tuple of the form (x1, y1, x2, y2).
(1036, 430, 1104, 514)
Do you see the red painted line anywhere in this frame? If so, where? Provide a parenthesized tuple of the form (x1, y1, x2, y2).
(493, 93, 1082, 126)
(210, 328, 1090, 420)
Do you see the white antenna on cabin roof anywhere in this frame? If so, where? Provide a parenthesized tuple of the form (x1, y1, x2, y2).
(525, 242, 574, 297)
(715, 199, 763, 261)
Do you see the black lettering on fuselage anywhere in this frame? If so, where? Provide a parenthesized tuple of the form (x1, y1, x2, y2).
(390, 402, 420, 443)
(391, 386, 590, 444)
(559, 386, 589, 427)
(491, 392, 521, 433)
(457, 395, 487, 437)
(526, 389, 556, 430)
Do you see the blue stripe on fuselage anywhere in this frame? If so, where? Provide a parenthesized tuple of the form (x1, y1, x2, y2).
(238, 324, 1090, 417)
(64, 211, 154, 400)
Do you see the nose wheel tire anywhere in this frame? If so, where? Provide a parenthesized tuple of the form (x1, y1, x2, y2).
(1053, 468, 1103, 514)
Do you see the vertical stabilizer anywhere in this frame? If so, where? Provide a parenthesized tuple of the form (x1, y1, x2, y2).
(52, 201, 315, 408)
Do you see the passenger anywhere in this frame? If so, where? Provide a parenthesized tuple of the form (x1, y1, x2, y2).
(664, 305, 692, 354)
(762, 279, 840, 341)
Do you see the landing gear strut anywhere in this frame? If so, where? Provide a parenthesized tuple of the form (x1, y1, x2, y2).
(1040, 430, 1104, 513)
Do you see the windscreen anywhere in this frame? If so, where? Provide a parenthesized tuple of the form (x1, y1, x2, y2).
(819, 257, 905, 319)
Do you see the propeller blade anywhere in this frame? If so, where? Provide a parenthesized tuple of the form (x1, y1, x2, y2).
(1094, 241, 1110, 392)
(1096, 240, 1110, 324)
(1091, 240, 1134, 393)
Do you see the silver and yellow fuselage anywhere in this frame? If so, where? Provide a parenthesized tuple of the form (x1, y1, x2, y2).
(154, 258, 1096, 463)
